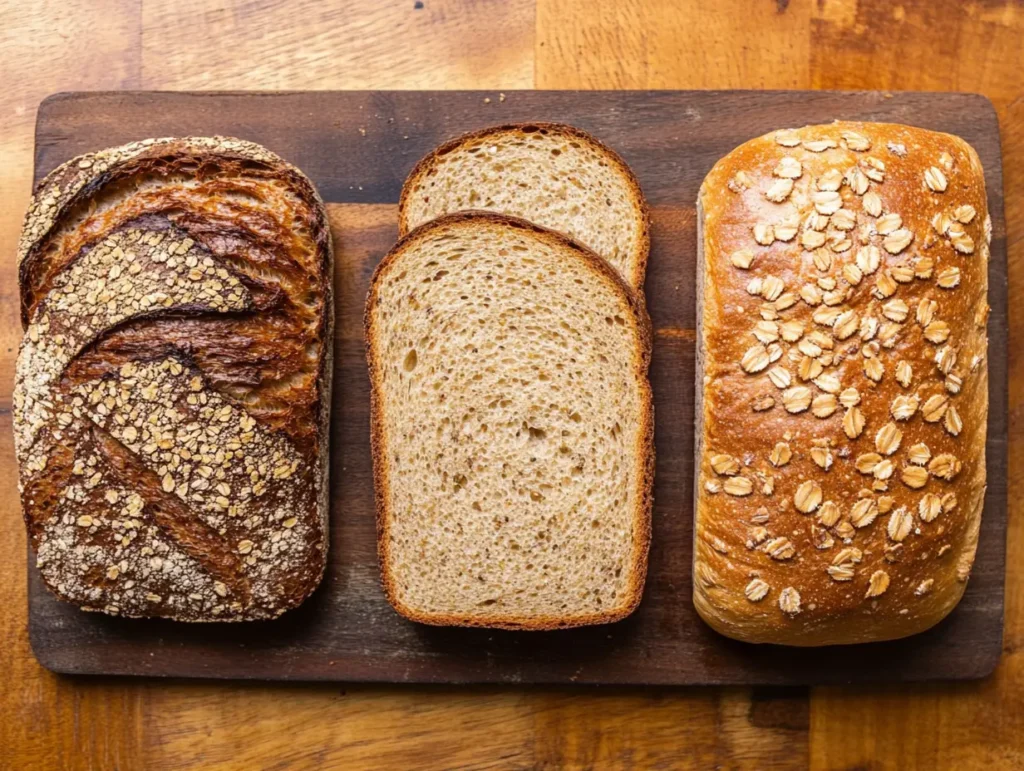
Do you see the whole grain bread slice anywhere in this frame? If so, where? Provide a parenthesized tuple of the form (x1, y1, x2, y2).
(399, 123, 650, 289)
(366, 212, 654, 629)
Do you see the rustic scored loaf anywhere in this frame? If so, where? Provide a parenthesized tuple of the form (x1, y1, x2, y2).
(366, 212, 654, 629)
(695, 122, 990, 645)
(399, 123, 650, 289)
(15, 137, 333, 621)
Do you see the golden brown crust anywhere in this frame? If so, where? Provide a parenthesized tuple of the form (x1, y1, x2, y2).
(365, 211, 654, 630)
(694, 122, 989, 646)
(15, 137, 333, 622)
(397, 122, 651, 289)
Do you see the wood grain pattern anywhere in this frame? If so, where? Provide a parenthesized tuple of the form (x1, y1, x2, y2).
(537, 0, 813, 89)
(2, 1, 1023, 769)
(27, 89, 1007, 687)
(140, 0, 534, 90)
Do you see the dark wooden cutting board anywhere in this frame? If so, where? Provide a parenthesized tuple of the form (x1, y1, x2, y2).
(27, 90, 1007, 684)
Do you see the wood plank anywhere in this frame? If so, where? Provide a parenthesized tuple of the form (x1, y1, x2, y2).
(140, 0, 534, 90)
(536, 0, 812, 89)
(27, 89, 1007, 686)
(0, 2, 143, 768)
(136, 683, 809, 769)
(808, 0, 1024, 104)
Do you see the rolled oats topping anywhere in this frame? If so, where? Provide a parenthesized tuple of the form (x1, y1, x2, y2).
(862, 191, 883, 217)
(724, 476, 754, 496)
(770, 442, 793, 467)
(908, 443, 932, 466)
(764, 537, 796, 560)
(817, 500, 841, 527)
(779, 587, 802, 615)
(919, 493, 942, 523)
(928, 454, 962, 481)
(775, 156, 803, 179)
(766, 177, 794, 203)
(850, 498, 879, 528)
(890, 394, 920, 421)
(745, 578, 770, 602)
(828, 547, 863, 581)
(794, 480, 823, 513)
(924, 166, 948, 192)
(901, 466, 930, 489)
(887, 507, 914, 542)
(731, 248, 755, 269)
(866, 570, 891, 598)
(783, 385, 813, 413)
(843, 406, 866, 439)
(804, 138, 838, 153)
(710, 453, 740, 475)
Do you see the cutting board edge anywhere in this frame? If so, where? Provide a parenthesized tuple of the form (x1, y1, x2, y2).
(25, 88, 1008, 686)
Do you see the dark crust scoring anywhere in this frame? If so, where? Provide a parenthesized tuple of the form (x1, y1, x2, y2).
(365, 211, 654, 630)
(397, 122, 652, 290)
(15, 137, 333, 622)
(694, 122, 989, 646)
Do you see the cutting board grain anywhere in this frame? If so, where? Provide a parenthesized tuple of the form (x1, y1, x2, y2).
(27, 90, 1007, 685)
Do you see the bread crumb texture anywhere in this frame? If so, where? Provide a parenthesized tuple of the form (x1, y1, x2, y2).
(400, 123, 649, 289)
(695, 123, 989, 645)
(15, 137, 332, 621)
(367, 214, 653, 629)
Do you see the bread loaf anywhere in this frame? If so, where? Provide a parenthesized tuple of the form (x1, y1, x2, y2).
(399, 123, 650, 289)
(694, 122, 990, 645)
(15, 137, 333, 621)
(366, 212, 654, 629)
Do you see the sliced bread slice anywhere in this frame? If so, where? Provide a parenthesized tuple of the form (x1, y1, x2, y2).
(366, 212, 654, 629)
(399, 123, 650, 289)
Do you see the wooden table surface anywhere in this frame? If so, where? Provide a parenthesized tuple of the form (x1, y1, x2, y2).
(1, 1, 1021, 768)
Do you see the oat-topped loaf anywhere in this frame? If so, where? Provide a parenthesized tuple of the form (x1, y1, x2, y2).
(14, 137, 333, 621)
(694, 123, 990, 645)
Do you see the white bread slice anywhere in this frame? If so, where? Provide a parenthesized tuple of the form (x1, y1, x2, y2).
(399, 123, 650, 289)
(365, 212, 654, 629)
